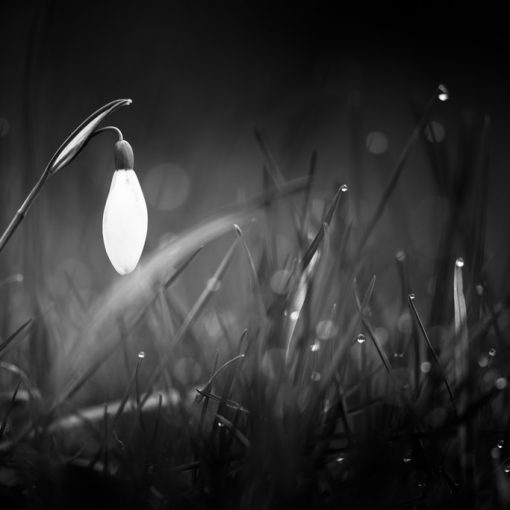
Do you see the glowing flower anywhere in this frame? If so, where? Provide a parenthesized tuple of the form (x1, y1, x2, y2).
(102, 140, 148, 275)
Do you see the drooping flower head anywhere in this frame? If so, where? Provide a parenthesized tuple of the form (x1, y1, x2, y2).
(102, 139, 148, 275)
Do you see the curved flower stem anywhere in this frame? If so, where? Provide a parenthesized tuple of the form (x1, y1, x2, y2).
(0, 126, 124, 255)
(90, 125, 124, 141)
(0, 98, 131, 255)
(0, 159, 54, 254)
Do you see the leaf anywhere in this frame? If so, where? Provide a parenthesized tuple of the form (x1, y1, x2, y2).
(49, 98, 132, 175)
(453, 258, 469, 387)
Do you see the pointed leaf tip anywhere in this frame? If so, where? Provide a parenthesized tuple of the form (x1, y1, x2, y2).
(50, 98, 133, 175)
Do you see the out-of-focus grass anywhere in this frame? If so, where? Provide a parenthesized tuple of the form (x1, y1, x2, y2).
(1, 92, 510, 510)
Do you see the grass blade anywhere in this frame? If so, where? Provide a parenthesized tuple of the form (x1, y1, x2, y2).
(356, 86, 442, 256)
(0, 378, 22, 440)
(408, 295, 457, 414)
(0, 318, 33, 356)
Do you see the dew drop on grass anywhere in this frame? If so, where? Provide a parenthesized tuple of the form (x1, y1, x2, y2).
(409, 293, 416, 300)
(438, 84, 449, 101)
(455, 257, 465, 268)
(310, 341, 320, 352)
(138, 351, 145, 359)
(489, 348, 496, 357)
(340, 184, 348, 192)
(356, 333, 366, 344)
(289, 310, 300, 321)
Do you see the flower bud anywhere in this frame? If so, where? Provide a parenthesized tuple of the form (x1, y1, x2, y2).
(102, 140, 148, 275)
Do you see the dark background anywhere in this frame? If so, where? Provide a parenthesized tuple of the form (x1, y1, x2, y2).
(0, 1, 509, 300)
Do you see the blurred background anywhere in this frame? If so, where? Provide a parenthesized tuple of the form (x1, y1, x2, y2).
(0, 1, 509, 364)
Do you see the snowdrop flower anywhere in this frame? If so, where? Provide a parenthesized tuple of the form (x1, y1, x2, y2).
(103, 139, 148, 275)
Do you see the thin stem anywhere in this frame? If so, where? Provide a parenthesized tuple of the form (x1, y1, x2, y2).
(0, 123, 123, 255)
(408, 295, 457, 416)
(91, 125, 124, 141)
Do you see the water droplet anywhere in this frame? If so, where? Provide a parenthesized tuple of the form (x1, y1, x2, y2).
(504, 459, 510, 473)
(340, 184, 348, 192)
(496, 377, 507, 390)
(356, 333, 366, 344)
(336, 456, 345, 463)
(489, 348, 496, 357)
(438, 84, 449, 101)
(311, 371, 322, 382)
(138, 351, 145, 359)
(476, 284, 484, 296)
(420, 361, 432, 373)
(498, 440, 505, 449)
(409, 293, 416, 300)
(310, 341, 320, 352)
(217, 420, 224, 428)
(289, 310, 300, 321)
(455, 257, 464, 268)
(395, 250, 406, 262)
(403, 456, 412, 463)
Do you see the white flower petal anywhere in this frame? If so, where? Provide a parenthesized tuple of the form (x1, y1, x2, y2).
(102, 169, 148, 275)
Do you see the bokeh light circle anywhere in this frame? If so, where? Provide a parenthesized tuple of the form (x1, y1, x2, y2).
(366, 131, 388, 154)
(144, 163, 190, 211)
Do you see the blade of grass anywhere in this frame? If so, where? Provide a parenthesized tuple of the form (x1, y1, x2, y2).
(453, 258, 469, 388)
(408, 295, 457, 415)
(0, 318, 33, 356)
(0, 378, 23, 440)
(234, 224, 266, 319)
(143, 236, 240, 404)
(215, 414, 250, 449)
(356, 86, 443, 257)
